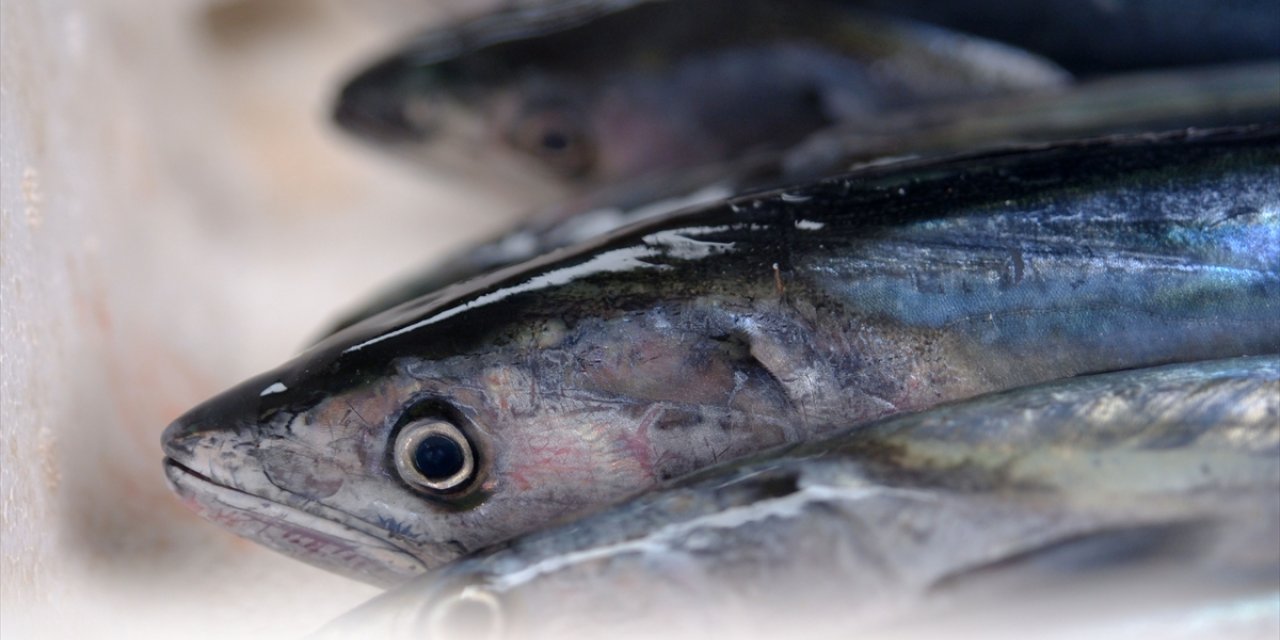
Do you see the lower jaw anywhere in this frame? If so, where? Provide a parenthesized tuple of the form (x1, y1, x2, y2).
(162, 458, 428, 587)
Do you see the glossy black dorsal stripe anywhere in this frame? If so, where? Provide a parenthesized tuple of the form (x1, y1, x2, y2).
(303, 125, 1280, 394)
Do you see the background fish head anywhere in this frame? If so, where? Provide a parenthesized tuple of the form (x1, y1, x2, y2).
(329, 0, 728, 188)
(331, 43, 791, 191)
(161, 281, 801, 586)
(331, 50, 576, 200)
(331, 0, 652, 191)
(332, 0, 1074, 191)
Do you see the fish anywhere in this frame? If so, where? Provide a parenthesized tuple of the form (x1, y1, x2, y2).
(333, 0, 1068, 191)
(312, 356, 1280, 639)
(849, 0, 1280, 74)
(323, 61, 1280, 335)
(160, 127, 1280, 587)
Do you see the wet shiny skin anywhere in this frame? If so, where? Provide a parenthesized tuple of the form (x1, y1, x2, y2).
(162, 128, 1280, 586)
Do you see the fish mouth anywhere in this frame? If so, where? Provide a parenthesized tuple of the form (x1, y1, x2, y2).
(163, 458, 428, 587)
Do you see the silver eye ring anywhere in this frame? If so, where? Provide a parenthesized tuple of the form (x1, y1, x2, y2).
(394, 419, 475, 492)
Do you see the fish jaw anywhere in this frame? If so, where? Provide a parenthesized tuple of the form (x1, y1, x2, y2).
(159, 377, 441, 587)
(162, 458, 428, 585)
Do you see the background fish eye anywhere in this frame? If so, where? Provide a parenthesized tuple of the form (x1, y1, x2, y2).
(423, 586, 504, 640)
(507, 105, 597, 178)
(393, 418, 477, 493)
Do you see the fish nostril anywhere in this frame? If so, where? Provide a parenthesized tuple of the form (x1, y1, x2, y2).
(160, 413, 257, 494)
(333, 57, 440, 143)
(160, 416, 210, 462)
(333, 93, 432, 144)
(333, 95, 387, 138)
(160, 404, 245, 463)
(160, 367, 292, 462)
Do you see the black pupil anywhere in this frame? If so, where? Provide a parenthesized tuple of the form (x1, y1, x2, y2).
(541, 130, 570, 151)
(413, 434, 465, 480)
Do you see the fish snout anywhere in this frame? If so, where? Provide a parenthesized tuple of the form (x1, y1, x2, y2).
(159, 413, 211, 462)
(160, 409, 258, 492)
(334, 59, 440, 144)
(159, 370, 286, 481)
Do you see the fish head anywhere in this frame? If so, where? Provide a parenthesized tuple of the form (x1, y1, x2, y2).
(162, 251, 800, 586)
(331, 1, 858, 190)
(334, 47, 619, 206)
(332, 0, 1076, 192)
(333, 44, 718, 191)
(331, 0, 636, 194)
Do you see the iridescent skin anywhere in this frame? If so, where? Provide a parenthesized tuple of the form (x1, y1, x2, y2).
(314, 356, 1280, 639)
(162, 128, 1280, 586)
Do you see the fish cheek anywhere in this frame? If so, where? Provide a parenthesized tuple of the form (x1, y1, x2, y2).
(255, 439, 352, 500)
(246, 391, 394, 503)
(572, 332, 735, 404)
(567, 328, 799, 480)
(573, 327, 794, 413)
(462, 379, 668, 525)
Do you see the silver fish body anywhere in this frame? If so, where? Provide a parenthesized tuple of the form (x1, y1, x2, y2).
(161, 128, 1280, 586)
(315, 356, 1280, 640)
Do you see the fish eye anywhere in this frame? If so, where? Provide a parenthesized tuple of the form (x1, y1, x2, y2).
(507, 104, 596, 178)
(394, 419, 475, 492)
(425, 586, 504, 640)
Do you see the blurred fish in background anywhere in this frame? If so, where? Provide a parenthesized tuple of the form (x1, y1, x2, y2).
(332, 0, 1071, 190)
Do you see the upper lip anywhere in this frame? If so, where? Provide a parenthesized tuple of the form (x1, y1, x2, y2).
(161, 455, 213, 485)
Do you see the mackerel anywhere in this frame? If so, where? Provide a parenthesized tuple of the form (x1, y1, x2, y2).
(162, 128, 1280, 586)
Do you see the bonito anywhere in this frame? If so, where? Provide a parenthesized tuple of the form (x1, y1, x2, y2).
(162, 127, 1280, 587)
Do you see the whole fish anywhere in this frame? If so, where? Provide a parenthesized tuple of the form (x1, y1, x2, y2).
(333, 0, 1067, 190)
(161, 128, 1280, 587)
(325, 61, 1280, 335)
(314, 356, 1280, 639)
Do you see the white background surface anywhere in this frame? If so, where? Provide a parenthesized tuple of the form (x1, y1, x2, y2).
(1, 1, 526, 637)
